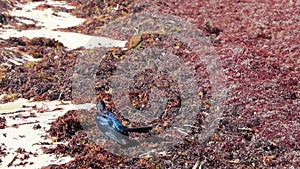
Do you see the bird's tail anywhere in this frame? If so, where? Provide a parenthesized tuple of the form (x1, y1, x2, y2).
(124, 126, 153, 133)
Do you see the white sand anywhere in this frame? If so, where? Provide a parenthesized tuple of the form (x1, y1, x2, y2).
(0, 29, 126, 49)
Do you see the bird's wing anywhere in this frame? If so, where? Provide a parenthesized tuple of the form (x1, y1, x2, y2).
(95, 114, 111, 125)
(104, 112, 128, 134)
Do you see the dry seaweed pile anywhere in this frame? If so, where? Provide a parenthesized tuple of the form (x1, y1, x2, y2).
(0, 37, 79, 103)
(139, 0, 299, 168)
(0, 0, 299, 168)
(47, 110, 83, 142)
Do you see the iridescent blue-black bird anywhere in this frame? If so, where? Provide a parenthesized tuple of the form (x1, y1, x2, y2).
(95, 100, 153, 145)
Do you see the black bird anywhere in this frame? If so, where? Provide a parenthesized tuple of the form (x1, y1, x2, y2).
(95, 100, 153, 145)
